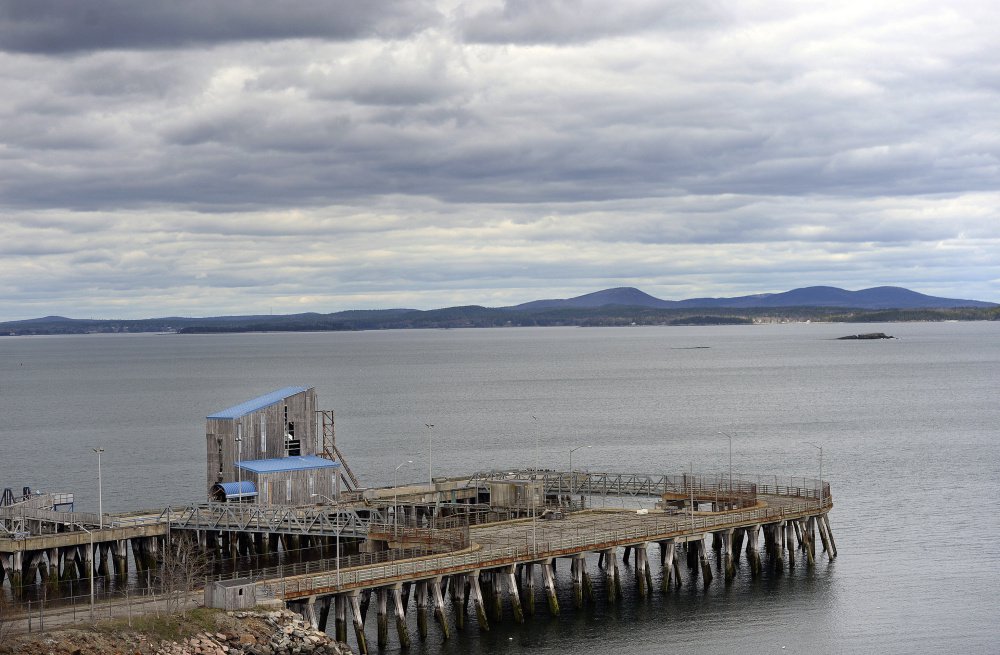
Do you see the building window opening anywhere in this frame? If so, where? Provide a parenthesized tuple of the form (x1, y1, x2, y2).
(285, 421, 301, 456)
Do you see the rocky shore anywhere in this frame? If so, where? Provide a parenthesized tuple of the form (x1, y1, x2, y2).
(0, 608, 353, 655)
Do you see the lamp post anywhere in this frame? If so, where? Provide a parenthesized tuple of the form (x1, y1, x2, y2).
(568, 444, 591, 473)
(531, 416, 539, 554)
(235, 433, 243, 504)
(311, 493, 341, 585)
(805, 442, 824, 508)
(92, 448, 104, 529)
(425, 424, 434, 486)
(718, 431, 733, 509)
(568, 444, 591, 502)
(73, 523, 95, 621)
(393, 461, 412, 536)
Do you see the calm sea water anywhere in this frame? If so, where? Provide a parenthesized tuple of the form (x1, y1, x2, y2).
(1, 323, 998, 653)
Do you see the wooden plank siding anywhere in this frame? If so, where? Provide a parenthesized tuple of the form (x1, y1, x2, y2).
(249, 466, 338, 507)
(206, 388, 320, 497)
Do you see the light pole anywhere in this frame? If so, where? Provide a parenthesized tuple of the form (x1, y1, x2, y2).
(235, 432, 243, 504)
(425, 424, 434, 486)
(393, 460, 412, 535)
(805, 442, 824, 508)
(568, 444, 591, 503)
(718, 431, 733, 508)
(92, 448, 104, 529)
(311, 493, 341, 585)
(530, 416, 540, 554)
(73, 523, 95, 621)
(568, 444, 591, 473)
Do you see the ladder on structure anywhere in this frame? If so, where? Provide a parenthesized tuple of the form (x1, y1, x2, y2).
(318, 410, 361, 491)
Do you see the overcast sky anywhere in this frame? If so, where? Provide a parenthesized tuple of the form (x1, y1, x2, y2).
(1, 0, 998, 320)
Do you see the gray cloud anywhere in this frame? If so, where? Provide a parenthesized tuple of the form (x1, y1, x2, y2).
(0, 0, 440, 53)
(0, 1, 998, 320)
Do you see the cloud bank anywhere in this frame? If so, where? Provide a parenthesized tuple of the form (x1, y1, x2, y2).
(1, 0, 998, 319)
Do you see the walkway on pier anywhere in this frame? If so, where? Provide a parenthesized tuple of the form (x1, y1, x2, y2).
(256, 488, 831, 600)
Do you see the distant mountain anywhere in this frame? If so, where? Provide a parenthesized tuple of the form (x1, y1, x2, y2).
(2, 286, 995, 336)
(512, 286, 995, 311)
(513, 287, 673, 310)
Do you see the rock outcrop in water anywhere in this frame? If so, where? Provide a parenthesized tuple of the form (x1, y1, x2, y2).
(837, 332, 894, 340)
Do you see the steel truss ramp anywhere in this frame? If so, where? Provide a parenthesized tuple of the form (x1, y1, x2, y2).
(162, 503, 387, 538)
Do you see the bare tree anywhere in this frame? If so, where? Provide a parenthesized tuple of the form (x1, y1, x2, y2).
(0, 593, 13, 641)
(156, 534, 209, 617)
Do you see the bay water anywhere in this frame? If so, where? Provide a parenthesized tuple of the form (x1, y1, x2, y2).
(1, 323, 997, 653)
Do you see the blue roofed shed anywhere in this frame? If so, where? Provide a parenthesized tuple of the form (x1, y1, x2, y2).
(207, 386, 310, 419)
(234, 455, 340, 505)
(205, 386, 319, 499)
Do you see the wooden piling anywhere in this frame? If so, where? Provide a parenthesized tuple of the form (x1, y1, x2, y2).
(661, 540, 676, 592)
(696, 539, 713, 586)
(376, 588, 389, 649)
(393, 584, 412, 649)
(334, 594, 347, 643)
(635, 543, 650, 598)
(522, 563, 536, 616)
(468, 572, 490, 631)
(349, 592, 368, 655)
(822, 514, 838, 557)
(506, 565, 524, 623)
(415, 581, 429, 639)
(542, 559, 560, 616)
(431, 577, 450, 639)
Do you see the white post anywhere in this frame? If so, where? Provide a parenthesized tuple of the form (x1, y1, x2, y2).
(531, 416, 539, 555)
(92, 448, 104, 529)
(806, 442, 824, 508)
(718, 431, 734, 508)
(235, 431, 243, 504)
(425, 424, 434, 486)
(393, 461, 412, 536)
(568, 444, 591, 499)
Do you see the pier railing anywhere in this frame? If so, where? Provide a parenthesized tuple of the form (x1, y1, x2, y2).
(256, 491, 832, 599)
(163, 502, 388, 537)
(468, 469, 829, 504)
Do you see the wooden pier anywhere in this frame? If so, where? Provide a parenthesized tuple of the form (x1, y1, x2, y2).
(3, 468, 836, 652)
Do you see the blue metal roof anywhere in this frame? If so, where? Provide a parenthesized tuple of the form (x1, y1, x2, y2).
(236, 455, 340, 474)
(207, 386, 310, 420)
(214, 481, 258, 499)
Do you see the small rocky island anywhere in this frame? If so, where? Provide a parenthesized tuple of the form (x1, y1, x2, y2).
(837, 332, 895, 340)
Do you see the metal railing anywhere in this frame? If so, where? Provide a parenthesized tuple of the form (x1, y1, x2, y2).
(163, 502, 388, 537)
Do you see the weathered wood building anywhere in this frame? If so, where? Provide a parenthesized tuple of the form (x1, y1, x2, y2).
(206, 386, 340, 505)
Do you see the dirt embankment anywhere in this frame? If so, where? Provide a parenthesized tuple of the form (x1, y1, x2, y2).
(0, 608, 353, 655)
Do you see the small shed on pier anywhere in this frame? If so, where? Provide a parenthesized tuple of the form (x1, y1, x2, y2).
(205, 386, 340, 504)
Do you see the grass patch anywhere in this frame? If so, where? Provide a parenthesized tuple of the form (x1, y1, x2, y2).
(95, 607, 225, 642)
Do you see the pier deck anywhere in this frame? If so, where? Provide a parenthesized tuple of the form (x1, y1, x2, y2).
(256, 486, 829, 600)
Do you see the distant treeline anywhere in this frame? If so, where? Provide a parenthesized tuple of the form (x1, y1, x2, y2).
(3, 305, 998, 336)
